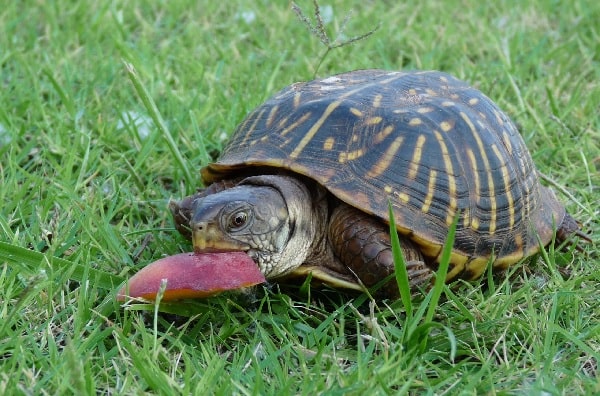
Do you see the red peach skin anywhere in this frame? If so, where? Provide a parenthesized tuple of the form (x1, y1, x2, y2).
(117, 252, 265, 301)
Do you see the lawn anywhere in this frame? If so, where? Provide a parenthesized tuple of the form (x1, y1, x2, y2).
(1, 0, 598, 394)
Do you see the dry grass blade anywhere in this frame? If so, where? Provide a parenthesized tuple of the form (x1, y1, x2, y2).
(291, 0, 379, 75)
(291, 1, 329, 46)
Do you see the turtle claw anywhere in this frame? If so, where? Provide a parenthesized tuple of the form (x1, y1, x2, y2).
(405, 260, 435, 294)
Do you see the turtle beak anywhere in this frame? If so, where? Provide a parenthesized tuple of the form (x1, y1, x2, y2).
(192, 221, 249, 252)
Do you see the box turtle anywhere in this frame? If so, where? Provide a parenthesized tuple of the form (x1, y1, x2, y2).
(125, 69, 589, 300)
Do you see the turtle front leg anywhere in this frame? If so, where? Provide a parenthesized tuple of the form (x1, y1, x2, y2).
(328, 204, 433, 298)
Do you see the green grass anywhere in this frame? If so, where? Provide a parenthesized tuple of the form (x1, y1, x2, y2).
(1, 0, 598, 394)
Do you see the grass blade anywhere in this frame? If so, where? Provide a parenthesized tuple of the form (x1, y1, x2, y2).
(0, 241, 123, 290)
(424, 212, 459, 324)
(123, 61, 194, 186)
(388, 201, 413, 319)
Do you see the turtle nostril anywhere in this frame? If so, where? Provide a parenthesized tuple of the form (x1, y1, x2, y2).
(192, 222, 210, 251)
(193, 221, 213, 236)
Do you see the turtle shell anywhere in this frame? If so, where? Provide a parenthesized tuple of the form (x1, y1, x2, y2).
(201, 70, 566, 280)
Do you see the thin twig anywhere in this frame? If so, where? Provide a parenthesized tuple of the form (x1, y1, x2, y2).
(537, 171, 590, 213)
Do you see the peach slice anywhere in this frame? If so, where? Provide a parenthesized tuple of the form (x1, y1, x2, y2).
(117, 252, 265, 301)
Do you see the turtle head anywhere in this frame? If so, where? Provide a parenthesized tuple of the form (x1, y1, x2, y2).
(187, 175, 318, 278)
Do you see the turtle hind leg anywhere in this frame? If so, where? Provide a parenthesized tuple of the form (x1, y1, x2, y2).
(328, 204, 433, 298)
(556, 212, 592, 252)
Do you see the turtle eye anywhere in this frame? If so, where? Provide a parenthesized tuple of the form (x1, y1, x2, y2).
(229, 211, 248, 230)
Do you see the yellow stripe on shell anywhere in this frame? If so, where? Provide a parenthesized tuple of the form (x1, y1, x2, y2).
(350, 107, 364, 117)
(408, 134, 426, 180)
(280, 112, 312, 137)
(433, 130, 458, 224)
(464, 148, 479, 229)
(265, 105, 279, 128)
(293, 92, 302, 109)
(466, 149, 480, 202)
(372, 94, 383, 108)
(440, 120, 454, 132)
(365, 116, 383, 125)
(491, 144, 515, 229)
(492, 109, 504, 126)
(421, 169, 437, 213)
(366, 136, 405, 178)
(409, 118, 422, 126)
(462, 207, 471, 228)
(290, 87, 365, 159)
(373, 125, 395, 144)
(395, 191, 410, 203)
(323, 137, 335, 151)
(277, 116, 289, 128)
(241, 108, 266, 146)
(440, 251, 469, 280)
(346, 148, 365, 161)
(410, 231, 442, 257)
(501, 130, 513, 155)
(513, 233, 524, 257)
(467, 256, 491, 279)
(460, 112, 496, 234)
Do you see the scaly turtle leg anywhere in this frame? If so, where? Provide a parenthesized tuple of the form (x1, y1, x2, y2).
(556, 212, 592, 252)
(328, 204, 433, 297)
